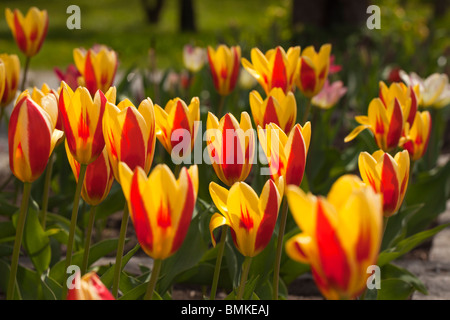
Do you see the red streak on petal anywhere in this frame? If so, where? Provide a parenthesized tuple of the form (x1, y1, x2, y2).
(408, 90, 418, 127)
(221, 114, 243, 183)
(380, 154, 400, 214)
(375, 117, 385, 135)
(318, 66, 326, 80)
(356, 222, 371, 263)
(299, 60, 316, 93)
(84, 152, 111, 202)
(386, 99, 403, 149)
(130, 172, 153, 252)
(254, 181, 279, 252)
(90, 275, 115, 300)
(170, 100, 191, 152)
(263, 96, 280, 128)
(156, 200, 171, 229)
(13, 12, 28, 53)
(239, 204, 254, 231)
(84, 51, 98, 96)
(285, 125, 306, 186)
(271, 48, 288, 92)
(120, 108, 146, 171)
(78, 112, 90, 142)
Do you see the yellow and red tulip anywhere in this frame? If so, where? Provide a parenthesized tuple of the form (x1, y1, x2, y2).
(358, 150, 410, 217)
(9, 91, 63, 183)
(242, 46, 300, 95)
(73, 45, 118, 97)
(206, 111, 254, 186)
(249, 88, 297, 133)
(31, 83, 63, 131)
(207, 45, 241, 96)
(344, 97, 404, 152)
(209, 178, 283, 257)
(285, 175, 383, 300)
(58, 81, 116, 165)
(295, 44, 332, 98)
(154, 97, 200, 157)
(400, 111, 432, 161)
(311, 79, 347, 110)
(65, 142, 114, 206)
(5, 7, 48, 57)
(103, 98, 156, 181)
(0, 53, 20, 108)
(257, 122, 311, 187)
(67, 272, 114, 300)
(118, 163, 198, 260)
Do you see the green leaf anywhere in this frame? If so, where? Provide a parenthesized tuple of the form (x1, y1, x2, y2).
(382, 263, 427, 295)
(95, 184, 125, 220)
(0, 258, 21, 299)
(100, 243, 140, 288)
(0, 258, 44, 300)
(377, 279, 415, 300)
(41, 275, 62, 300)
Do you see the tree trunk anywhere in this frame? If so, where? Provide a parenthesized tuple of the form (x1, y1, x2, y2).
(179, 0, 197, 32)
(141, 0, 165, 24)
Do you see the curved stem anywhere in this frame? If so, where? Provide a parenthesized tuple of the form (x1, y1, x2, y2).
(302, 98, 312, 124)
(40, 152, 55, 228)
(210, 225, 228, 300)
(62, 163, 88, 299)
(7, 182, 32, 300)
(111, 204, 129, 298)
(217, 95, 226, 118)
(20, 56, 31, 91)
(272, 195, 288, 300)
(237, 256, 252, 300)
(81, 205, 97, 275)
(144, 259, 162, 300)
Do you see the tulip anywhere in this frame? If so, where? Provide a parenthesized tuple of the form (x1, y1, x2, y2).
(344, 97, 404, 152)
(0, 53, 20, 108)
(378, 81, 419, 128)
(242, 46, 300, 95)
(54, 64, 81, 91)
(328, 55, 342, 75)
(119, 162, 198, 299)
(31, 83, 63, 131)
(358, 150, 410, 217)
(434, 83, 450, 108)
(285, 175, 383, 300)
(206, 111, 254, 186)
(5, 7, 48, 58)
(257, 122, 311, 187)
(400, 71, 449, 108)
(311, 79, 347, 110)
(103, 98, 156, 181)
(154, 97, 200, 158)
(295, 44, 332, 98)
(399, 111, 432, 161)
(249, 88, 297, 133)
(67, 272, 114, 300)
(183, 44, 206, 73)
(58, 81, 116, 165)
(73, 45, 118, 97)
(207, 45, 241, 96)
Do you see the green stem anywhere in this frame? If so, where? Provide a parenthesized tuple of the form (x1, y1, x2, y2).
(20, 56, 31, 91)
(81, 205, 97, 275)
(237, 256, 252, 300)
(302, 98, 312, 124)
(144, 259, 162, 300)
(217, 95, 226, 118)
(40, 152, 55, 228)
(382, 216, 389, 240)
(7, 182, 32, 300)
(62, 163, 88, 299)
(111, 204, 129, 298)
(210, 225, 228, 300)
(272, 196, 289, 300)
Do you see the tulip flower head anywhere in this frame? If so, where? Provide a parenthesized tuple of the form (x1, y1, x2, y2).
(154, 97, 200, 159)
(183, 45, 207, 73)
(358, 150, 410, 217)
(257, 122, 311, 187)
(209, 178, 283, 257)
(103, 97, 156, 182)
(54, 64, 82, 91)
(344, 97, 404, 152)
(249, 88, 297, 133)
(400, 111, 432, 161)
(5, 7, 49, 57)
(311, 79, 347, 110)
(285, 175, 383, 300)
(295, 44, 332, 98)
(67, 272, 114, 300)
(58, 81, 116, 165)
(207, 45, 241, 96)
(9, 91, 63, 182)
(31, 83, 63, 131)
(400, 71, 449, 108)
(242, 46, 300, 95)
(119, 163, 198, 260)
(73, 45, 118, 97)
(0, 53, 20, 108)
(206, 111, 255, 186)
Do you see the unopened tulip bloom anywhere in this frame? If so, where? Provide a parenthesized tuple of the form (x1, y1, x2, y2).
(73, 45, 118, 97)
(344, 98, 404, 152)
(249, 88, 297, 133)
(358, 150, 410, 217)
(295, 44, 332, 98)
(154, 97, 200, 157)
(258, 122, 311, 187)
(242, 46, 300, 94)
(285, 175, 383, 300)
(9, 91, 63, 183)
(58, 81, 116, 165)
(103, 98, 156, 181)
(0, 53, 20, 108)
(207, 45, 241, 96)
(206, 112, 254, 186)
(400, 71, 449, 108)
(209, 178, 282, 257)
(67, 272, 114, 300)
(311, 79, 347, 110)
(400, 111, 432, 161)
(5, 7, 48, 57)
(183, 45, 206, 73)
